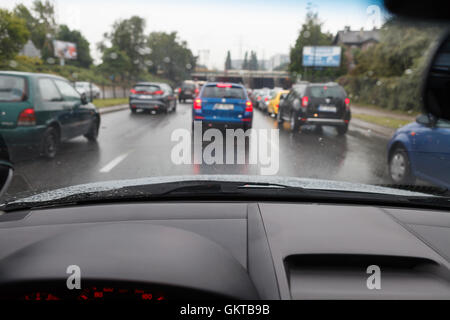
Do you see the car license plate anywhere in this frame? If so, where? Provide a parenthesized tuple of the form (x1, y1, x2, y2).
(185, 91, 191, 94)
(318, 105, 336, 112)
(214, 104, 234, 110)
(139, 95, 153, 99)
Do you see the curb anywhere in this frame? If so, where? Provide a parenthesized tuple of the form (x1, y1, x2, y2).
(349, 118, 395, 139)
(98, 104, 128, 115)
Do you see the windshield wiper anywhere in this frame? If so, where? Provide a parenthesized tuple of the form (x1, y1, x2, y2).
(1, 180, 450, 213)
(0, 181, 297, 212)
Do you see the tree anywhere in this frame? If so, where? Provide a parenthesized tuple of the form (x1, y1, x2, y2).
(98, 47, 131, 96)
(57, 25, 93, 68)
(225, 51, 232, 70)
(101, 16, 148, 80)
(289, 12, 346, 81)
(14, 1, 56, 61)
(147, 31, 196, 83)
(242, 51, 248, 70)
(0, 9, 30, 61)
(351, 18, 437, 77)
(249, 51, 259, 70)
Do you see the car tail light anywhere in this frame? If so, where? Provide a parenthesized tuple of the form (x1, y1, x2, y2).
(153, 90, 164, 95)
(245, 100, 253, 112)
(18, 108, 36, 126)
(216, 83, 232, 88)
(193, 98, 202, 109)
(178, 88, 181, 93)
(264, 97, 268, 102)
(301, 96, 309, 108)
(130, 89, 137, 94)
(345, 97, 350, 110)
(194, 88, 199, 94)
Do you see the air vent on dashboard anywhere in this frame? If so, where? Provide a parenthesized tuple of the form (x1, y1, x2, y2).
(284, 254, 450, 299)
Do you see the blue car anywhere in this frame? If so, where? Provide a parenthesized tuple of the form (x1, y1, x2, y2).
(192, 82, 253, 130)
(387, 114, 450, 188)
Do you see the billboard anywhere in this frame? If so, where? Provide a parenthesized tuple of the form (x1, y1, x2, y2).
(53, 40, 77, 60)
(302, 46, 341, 67)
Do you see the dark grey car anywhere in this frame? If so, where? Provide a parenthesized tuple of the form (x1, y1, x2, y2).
(129, 82, 177, 114)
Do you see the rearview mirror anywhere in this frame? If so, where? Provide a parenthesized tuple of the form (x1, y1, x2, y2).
(422, 32, 450, 121)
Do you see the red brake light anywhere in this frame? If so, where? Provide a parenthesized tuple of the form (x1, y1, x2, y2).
(153, 90, 164, 95)
(345, 97, 350, 109)
(216, 83, 232, 88)
(18, 108, 36, 126)
(245, 100, 253, 112)
(193, 99, 202, 109)
(130, 89, 137, 94)
(301, 96, 309, 108)
(178, 88, 181, 93)
(195, 88, 199, 94)
(264, 97, 268, 102)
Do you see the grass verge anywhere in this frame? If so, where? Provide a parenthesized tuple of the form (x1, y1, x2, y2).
(93, 98, 128, 108)
(353, 113, 413, 129)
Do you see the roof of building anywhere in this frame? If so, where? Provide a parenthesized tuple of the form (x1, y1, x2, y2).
(333, 28, 380, 45)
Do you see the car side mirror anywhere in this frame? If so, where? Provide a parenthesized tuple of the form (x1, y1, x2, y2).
(80, 93, 89, 105)
(0, 161, 13, 198)
(422, 32, 450, 121)
(0, 135, 13, 198)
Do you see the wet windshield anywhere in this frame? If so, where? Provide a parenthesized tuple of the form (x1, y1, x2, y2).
(0, 0, 449, 202)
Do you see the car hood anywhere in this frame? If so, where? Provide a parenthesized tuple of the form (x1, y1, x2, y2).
(7, 175, 430, 204)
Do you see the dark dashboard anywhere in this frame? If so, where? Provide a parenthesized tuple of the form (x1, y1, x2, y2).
(0, 202, 449, 300)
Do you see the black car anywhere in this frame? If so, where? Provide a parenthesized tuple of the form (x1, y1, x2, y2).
(277, 82, 351, 135)
(178, 80, 198, 103)
(129, 82, 177, 114)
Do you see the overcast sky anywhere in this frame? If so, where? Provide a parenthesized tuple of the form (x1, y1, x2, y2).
(1, 0, 387, 69)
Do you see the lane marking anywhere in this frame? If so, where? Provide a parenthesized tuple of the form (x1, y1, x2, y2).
(99, 152, 130, 173)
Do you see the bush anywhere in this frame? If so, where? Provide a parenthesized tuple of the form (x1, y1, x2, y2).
(338, 73, 422, 112)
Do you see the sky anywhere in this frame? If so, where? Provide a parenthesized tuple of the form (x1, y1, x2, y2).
(1, 0, 387, 69)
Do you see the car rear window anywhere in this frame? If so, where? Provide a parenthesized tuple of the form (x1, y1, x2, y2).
(133, 84, 160, 93)
(182, 83, 195, 89)
(309, 85, 345, 99)
(202, 85, 246, 99)
(0, 75, 27, 102)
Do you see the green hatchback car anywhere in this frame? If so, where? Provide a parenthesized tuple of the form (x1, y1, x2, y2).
(0, 71, 100, 161)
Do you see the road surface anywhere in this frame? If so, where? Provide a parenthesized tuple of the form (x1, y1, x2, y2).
(5, 103, 391, 200)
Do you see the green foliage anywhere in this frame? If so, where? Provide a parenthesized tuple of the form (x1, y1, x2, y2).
(249, 51, 259, 71)
(100, 16, 148, 80)
(351, 19, 437, 78)
(98, 47, 131, 83)
(242, 52, 248, 70)
(0, 9, 30, 61)
(289, 12, 347, 81)
(341, 18, 442, 112)
(146, 31, 196, 83)
(14, 1, 57, 61)
(57, 25, 93, 68)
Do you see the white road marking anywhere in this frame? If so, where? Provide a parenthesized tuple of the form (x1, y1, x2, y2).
(99, 153, 130, 173)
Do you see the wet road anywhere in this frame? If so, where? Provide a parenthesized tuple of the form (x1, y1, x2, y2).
(5, 103, 391, 199)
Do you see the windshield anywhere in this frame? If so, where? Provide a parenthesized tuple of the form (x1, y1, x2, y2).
(308, 86, 346, 99)
(202, 85, 246, 99)
(0, 0, 449, 203)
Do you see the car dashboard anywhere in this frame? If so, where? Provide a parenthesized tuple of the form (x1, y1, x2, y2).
(0, 202, 449, 300)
